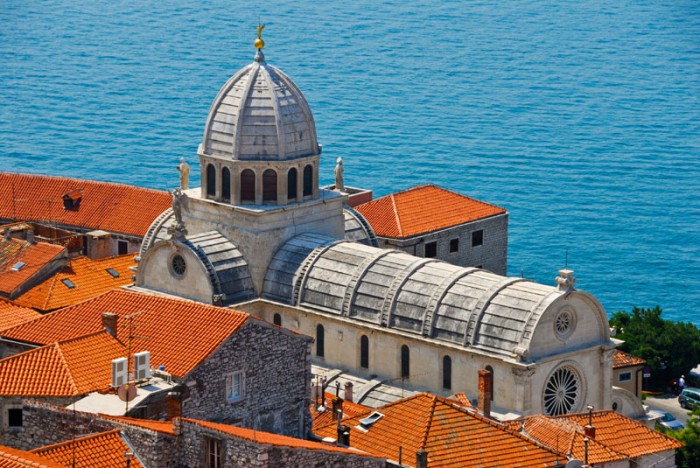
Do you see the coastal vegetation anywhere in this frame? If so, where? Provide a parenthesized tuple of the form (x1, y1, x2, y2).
(610, 306, 700, 391)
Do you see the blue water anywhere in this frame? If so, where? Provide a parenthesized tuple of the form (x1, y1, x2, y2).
(1, 1, 699, 323)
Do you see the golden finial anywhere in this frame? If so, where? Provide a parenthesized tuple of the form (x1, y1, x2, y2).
(255, 22, 265, 50)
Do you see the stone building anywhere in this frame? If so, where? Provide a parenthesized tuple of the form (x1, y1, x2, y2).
(355, 184, 509, 274)
(128, 34, 619, 418)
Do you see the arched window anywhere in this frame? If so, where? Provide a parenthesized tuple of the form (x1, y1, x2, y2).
(263, 169, 277, 202)
(222, 167, 231, 202)
(240, 169, 255, 202)
(206, 164, 216, 197)
(443, 356, 452, 389)
(360, 335, 369, 369)
(485, 365, 494, 401)
(273, 313, 281, 326)
(303, 165, 313, 196)
(287, 168, 297, 200)
(316, 324, 325, 357)
(401, 345, 410, 378)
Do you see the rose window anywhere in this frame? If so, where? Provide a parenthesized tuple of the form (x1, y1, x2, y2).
(171, 254, 186, 276)
(543, 366, 581, 416)
(554, 309, 576, 339)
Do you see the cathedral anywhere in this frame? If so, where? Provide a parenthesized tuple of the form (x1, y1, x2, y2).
(133, 31, 637, 419)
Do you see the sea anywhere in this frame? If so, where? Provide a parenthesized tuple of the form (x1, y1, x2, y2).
(1, 1, 698, 323)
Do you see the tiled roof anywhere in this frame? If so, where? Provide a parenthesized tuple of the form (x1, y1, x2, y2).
(311, 392, 370, 430)
(505, 410, 683, 464)
(2, 289, 250, 378)
(613, 349, 646, 368)
(0, 332, 124, 397)
(0, 238, 67, 296)
(315, 393, 566, 467)
(447, 392, 473, 408)
(14, 255, 135, 312)
(0, 173, 171, 237)
(0, 445, 61, 468)
(180, 418, 374, 457)
(31, 429, 143, 468)
(355, 185, 506, 238)
(101, 415, 177, 435)
(0, 298, 41, 332)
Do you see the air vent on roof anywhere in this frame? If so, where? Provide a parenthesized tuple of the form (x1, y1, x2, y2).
(111, 357, 128, 388)
(62, 189, 82, 210)
(134, 351, 151, 381)
(106, 268, 120, 278)
(61, 279, 75, 289)
(10, 262, 26, 271)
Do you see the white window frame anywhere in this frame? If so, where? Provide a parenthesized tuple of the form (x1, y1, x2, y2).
(618, 371, 632, 383)
(225, 371, 244, 402)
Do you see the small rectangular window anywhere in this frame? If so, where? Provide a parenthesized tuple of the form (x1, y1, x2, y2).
(449, 238, 459, 253)
(8, 408, 22, 428)
(618, 371, 632, 383)
(226, 371, 244, 402)
(425, 241, 437, 258)
(205, 438, 222, 468)
(61, 279, 76, 289)
(106, 268, 120, 278)
(118, 240, 129, 255)
(472, 230, 484, 247)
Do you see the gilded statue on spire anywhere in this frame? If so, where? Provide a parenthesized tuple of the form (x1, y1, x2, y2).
(255, 23, 265, 50)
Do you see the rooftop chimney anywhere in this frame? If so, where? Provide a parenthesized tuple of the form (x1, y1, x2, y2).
(25, 230, 35, 245)
(102, 312, 118, 338)
(478, 369, 492, 419)
(344, 381, 354, 403)
(337, 424, 350, 446)
(416, 449, 428, 468)
(167, 392, 182, 419)
(332, 397, 344, 422)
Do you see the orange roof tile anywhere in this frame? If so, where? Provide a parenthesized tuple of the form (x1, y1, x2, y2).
(315, 393, 566, 467)
(505, 410, 682, 464)
(311, 392, 370, 431)
(14, 255, 135, 312)
(356, 185, 506, 238)
(101, 415, 177, 435)
(0, 238, 67, 296)
(0, 173, 171, 237)
(447, 392, 473, 408)
(613, 349, 646, 368)
(0, 298, 41, 332)
(0, 332, 125, 397)
(180, 418, 374, 457)
(2, 289, 250, 378)
(0, 445, 61, 468)
(31, 429, 143, 468)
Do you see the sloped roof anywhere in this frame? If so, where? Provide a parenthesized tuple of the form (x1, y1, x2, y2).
(101, 415, 176, 435)
(0, 238, 67, 296)
(31, 429, 143, 468)
(613, 349, 646, 369)
(1, 289, 250, 378)
(180, 418, 373, 457)
(505, 410, 683, 464)
(0, 173, 171, 237)
(314, 393, 566, 467)
(14, 255, 135, 312)
(0, 445, 61, 468)
(311, 392, 370, 430)
(0, 332, 124, 397)
(355, 185, 506, 238)
(0, 298, 41, 332)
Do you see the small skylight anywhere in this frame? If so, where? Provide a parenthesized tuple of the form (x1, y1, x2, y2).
(61, 279, 76, 289)
(106, 268, 120, 278)
(358, 411, 384, 428)
(10, 262, 26, 271)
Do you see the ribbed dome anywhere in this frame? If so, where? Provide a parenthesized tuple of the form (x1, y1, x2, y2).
(201, 56, 319, 161)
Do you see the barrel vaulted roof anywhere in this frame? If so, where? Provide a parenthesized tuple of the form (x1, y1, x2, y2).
(356, 185, 507, 238)
(264, 234, 562, 357)
(201, 56, 319, 161)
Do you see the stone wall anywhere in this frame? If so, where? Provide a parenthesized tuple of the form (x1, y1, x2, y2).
(379, 213, 508, 275)
(182, 318, 313, 438)
(0, 339, 35, 359)
(176, 418, 384, 468)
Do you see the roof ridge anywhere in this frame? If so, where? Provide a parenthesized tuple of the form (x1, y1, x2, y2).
(31, 428, 122, 453)
(419, 395, 437, 449)
(43, 274, 60, 310)
(0, 171, 168, 195)
(390, 193, 402, 237)
(53, 342, 80, 396)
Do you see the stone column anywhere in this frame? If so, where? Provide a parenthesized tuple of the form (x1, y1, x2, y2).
(512, 367, 536, 415)
(255, 169, 263, 205)
(313, 161, 319, 199)
(231, 166, 241, 205)
(297, 165, 303, 201)
(600, 348, 615, 409)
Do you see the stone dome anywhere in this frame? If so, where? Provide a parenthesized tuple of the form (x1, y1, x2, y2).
(201, 53, 320, 161)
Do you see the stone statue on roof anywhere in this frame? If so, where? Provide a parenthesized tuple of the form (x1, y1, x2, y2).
(177, 158, 191, 190)
(334, 157, 344, 192)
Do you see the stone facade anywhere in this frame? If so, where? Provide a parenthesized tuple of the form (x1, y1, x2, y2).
(182, 319, 312, 438)
(377, 212, 508, 275)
